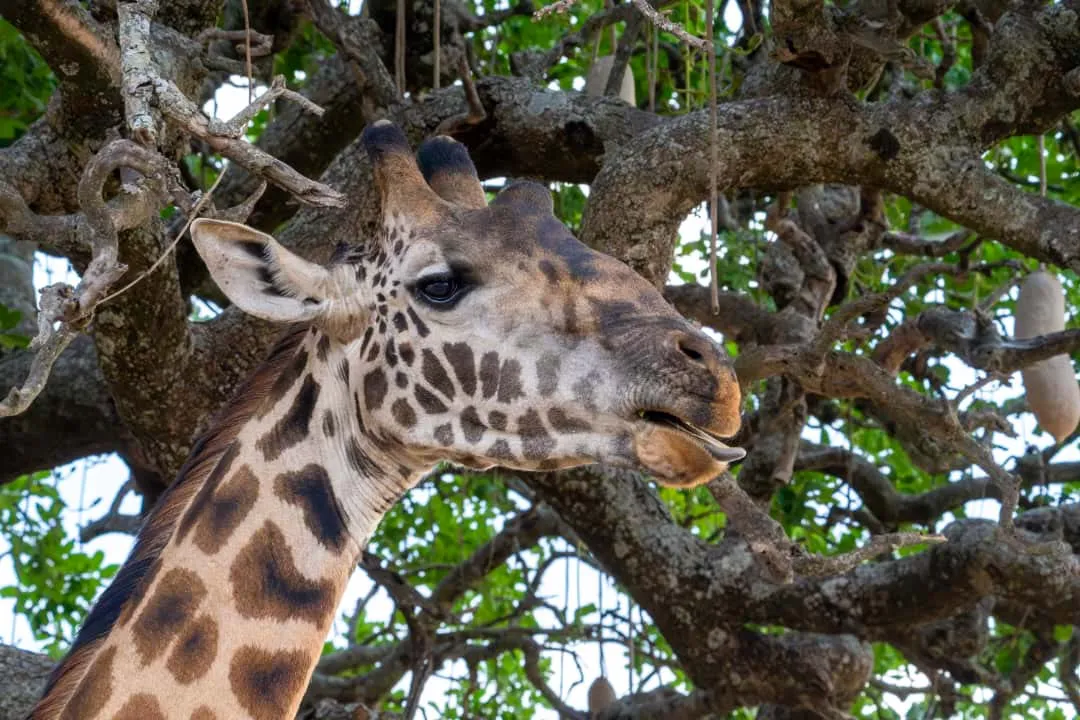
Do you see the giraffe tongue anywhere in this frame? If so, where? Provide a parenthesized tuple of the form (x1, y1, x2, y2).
(642, 411, 746, 464)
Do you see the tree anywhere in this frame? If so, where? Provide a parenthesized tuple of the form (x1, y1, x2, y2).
(0, 0, 1078, 717)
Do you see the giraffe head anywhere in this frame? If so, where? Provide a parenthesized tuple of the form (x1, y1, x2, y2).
(192, 121, 742, 488)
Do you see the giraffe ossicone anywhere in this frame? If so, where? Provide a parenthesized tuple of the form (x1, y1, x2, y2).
(31, 122, 742, 720)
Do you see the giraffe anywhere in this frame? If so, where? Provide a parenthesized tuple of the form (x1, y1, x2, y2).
(29, 121, 743, 720)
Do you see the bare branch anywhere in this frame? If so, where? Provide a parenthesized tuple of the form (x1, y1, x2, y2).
(153, 78, 345, 207)
(117, 0, 161, 146)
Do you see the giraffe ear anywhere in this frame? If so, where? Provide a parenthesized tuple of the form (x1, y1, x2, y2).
(191, 219, 343, 323)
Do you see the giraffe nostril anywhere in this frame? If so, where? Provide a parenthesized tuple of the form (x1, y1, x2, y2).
(675, 335, 709, 367)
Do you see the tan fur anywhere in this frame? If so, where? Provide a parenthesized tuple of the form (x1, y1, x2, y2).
(31, 327, 309, 720)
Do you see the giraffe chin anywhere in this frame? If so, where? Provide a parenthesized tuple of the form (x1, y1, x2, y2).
(632, 424, 741, 489)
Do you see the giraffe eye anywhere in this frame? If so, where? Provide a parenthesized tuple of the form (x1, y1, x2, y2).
(415, 274, 463, 306)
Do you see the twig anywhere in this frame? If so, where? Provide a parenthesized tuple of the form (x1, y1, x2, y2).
(433, 0, 441, 89)
(117, 0, 160, 145)
(793, 533, 946, 577)
(533, 0, 578, 18)
(153, 78, 343, 206)
(707, 0, 719, 314)
(395, 0, 406, 93)
(932, 18, 955, 89)
(222, 75, 325, 137)
(434, 56, 487, 135)
(241, 0, 255, 103)
(629, 0, 709, 50)
(881, 229, 974, 257)
(196, 28, 274, 58)
(535, 0, 707, 50)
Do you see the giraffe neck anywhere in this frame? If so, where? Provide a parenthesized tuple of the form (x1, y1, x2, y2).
(33, 327, 424, 720)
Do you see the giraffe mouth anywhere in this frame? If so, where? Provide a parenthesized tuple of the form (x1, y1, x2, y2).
(638, 410, 746, 464)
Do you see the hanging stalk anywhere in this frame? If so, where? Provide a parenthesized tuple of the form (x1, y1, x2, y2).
(707, 0, 719, 313)
(433, 0, 441, 89)
(649, 20, 658, 111)
(395, 0, 406, 94)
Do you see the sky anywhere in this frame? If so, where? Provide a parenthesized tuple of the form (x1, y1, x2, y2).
(2, 1, 1077, 716)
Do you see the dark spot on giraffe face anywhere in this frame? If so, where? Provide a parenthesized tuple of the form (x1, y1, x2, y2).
(58, 646, 116, 720)
(563, 300, 580, 336)
(539, 259, 559, 285)
(176, 442, 241, 543)
(229, 646, 311, 720)
(538, 216, 599, 279)
(415, 385, 448, 413)
(406, 307, 430, 337)
(393, 312, 408, 332)
(434, 423, 454, 446)
(366, 341, 380, 362)
(536, 354, 560, 397)
(322, 410, 336, 437)
(548, 408, 591, 434)
(230, 522, 336, 627)
(363, 369, 388, 411)
(316, 334, 331, 362)
(497, 359, 526, 403)
(422, 349, 456, 400)
(260, 348, 308, 419)
(399, 342, 415, 365)
(191, 707, 218, 720)
(395, 371, 409, 389)
(461, 406, 486, 444)
(443, 342, 477, 396)
(113, 693, 166, 720)
(359, 327, 374, 355)
(572, 373, 600, 412)
(487, 439, 515, 461)
(479, 352, 500, 399)
(519, 409, 556, 460)
(385, 338, 398, 367)
(131, 568, 208, 665)
(589, 299, 637, 334)
(166, 614, 219, 685)
(192, 465, 259, 556)
(488, 410, 507, 431)
(347, 437, 383, 476)
(274, 465, 349, 554)
(256, 375, 321, 462)
(392, 398, 417, 428)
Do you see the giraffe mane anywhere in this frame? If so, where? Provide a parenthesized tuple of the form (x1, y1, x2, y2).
(28, 324, 311, 720)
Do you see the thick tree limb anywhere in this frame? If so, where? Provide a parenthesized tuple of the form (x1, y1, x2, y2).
(1, 0, 123, 138)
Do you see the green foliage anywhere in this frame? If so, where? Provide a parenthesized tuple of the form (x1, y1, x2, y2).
(0, 302, 29, 349)
(0, 18, 55, 146)
(0, 472, 118, 656)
